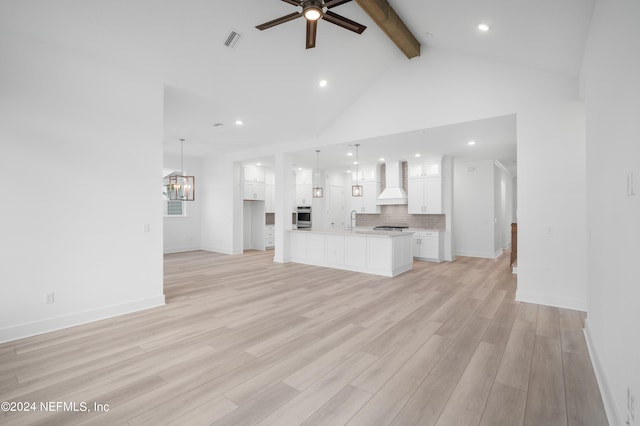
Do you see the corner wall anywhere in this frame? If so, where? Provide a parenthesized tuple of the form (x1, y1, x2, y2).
(0, 30, 165, 342)
(582, 0, 640, 424)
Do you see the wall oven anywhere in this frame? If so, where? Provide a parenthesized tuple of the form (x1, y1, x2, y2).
(296, 206, 312, 228)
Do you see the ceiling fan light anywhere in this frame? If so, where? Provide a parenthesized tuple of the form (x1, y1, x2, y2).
(304, 7, 322, 21)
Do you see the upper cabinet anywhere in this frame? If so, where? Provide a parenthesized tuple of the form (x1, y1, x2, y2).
(264, 169, 275, 212)
(296, 169, 313, 186)
(407, 157, 442, 214)
(295, 169, 312, 206)
(244, 165, 265, 182)
(354, 166, 378, 183)
(408, 158, 441, 178)
(351, 165, 380, 214)
(243, 165, 266, 201)
(351, 181, 381, 213)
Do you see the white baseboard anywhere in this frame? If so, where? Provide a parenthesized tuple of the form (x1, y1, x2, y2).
(200, 246, 242, 255)
(515, 290, 587, 311)
(454, 250, 500, 259)
(163, 245, 201, 254)
(584, 319, 621, 426)
(0, 295, 165, 344)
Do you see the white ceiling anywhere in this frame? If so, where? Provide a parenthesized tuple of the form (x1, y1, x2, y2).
(0, 0, 595, 174)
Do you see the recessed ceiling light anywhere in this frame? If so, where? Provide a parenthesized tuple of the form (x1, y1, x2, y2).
(347, 152, 353, 156)
(415, 153, 421, 158)
(468, 140, 476, 145)
(379, 157, 385, 162)
(478, 23, 490, 32)
(298, 167, 302, 171)
(353, 161, 358, 165)
(346, 169, 351, 173)
(256, 162, 262, 166)
(235, 120, 243, 126)
(319, 79, 328, 88)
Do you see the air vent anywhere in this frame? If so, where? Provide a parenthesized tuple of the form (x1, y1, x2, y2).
(212, 123, 224, 127)
(224, 30, 242, 48)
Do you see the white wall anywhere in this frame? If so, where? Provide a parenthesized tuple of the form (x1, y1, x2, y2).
(453, 160, 496, 258)
(582, 0, 640, 424)
(0, 30, 164, 342)
(163, 152, 202, 253)
(200, 156, 243, 255)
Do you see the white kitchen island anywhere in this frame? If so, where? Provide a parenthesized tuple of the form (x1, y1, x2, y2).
(288, 229, 413, 277)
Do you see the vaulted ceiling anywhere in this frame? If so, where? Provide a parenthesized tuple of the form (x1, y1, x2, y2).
(0, 0, 596, 168)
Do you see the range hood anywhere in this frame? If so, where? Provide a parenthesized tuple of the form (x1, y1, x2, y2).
(377, 162, 408, 205)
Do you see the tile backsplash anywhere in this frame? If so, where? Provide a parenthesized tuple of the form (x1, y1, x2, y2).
(356, 205, 445, 230)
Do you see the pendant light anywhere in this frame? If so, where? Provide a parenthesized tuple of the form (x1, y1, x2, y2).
(352, 143, 363, 197)
(313, 149, 324, 198)
(169, 138, 195, 201)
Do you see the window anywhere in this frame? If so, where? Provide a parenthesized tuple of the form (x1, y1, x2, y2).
(163, 181, 186, 217)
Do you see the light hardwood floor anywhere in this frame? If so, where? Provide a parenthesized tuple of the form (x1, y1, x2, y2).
(0, 250, 607, 425)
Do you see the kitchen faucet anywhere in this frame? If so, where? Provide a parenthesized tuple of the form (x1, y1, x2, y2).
(350, 210, 357, 230)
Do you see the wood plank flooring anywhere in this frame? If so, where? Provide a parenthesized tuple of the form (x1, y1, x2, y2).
(0, 250, 608, 425)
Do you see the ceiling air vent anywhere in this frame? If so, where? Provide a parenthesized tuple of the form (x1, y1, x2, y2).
(224, 30, 242, 48)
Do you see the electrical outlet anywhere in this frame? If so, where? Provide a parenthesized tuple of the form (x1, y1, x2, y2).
(45, 292, 54, 304)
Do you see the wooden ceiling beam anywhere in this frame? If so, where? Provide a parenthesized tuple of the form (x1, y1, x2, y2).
(354, 0, 420, 59)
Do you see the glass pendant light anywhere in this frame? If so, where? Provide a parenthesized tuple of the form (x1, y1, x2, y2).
(352, 143, 363, 197)
(169, 138, 195, 201)
(313, 150, 324, 198)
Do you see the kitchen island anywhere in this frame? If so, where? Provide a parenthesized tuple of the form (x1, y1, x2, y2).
(288, 228, 413, 277)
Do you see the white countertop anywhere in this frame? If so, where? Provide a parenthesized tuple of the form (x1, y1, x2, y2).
(289, 228, 413, 237)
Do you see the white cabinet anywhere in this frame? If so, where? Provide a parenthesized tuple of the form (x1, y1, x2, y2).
(408, 157, 442, 214)
(412, 231, 442, 262)
(244, 165, 266, 182)
(264, 225, 274, 249)
(345, 236, 367, 267)
(243, 165, 266, 201)
(244, 181, 265, 201)
(354, 166, 378, 183)
(296, 169, 313, 185)
(351, 181, 380, 213)
(288, 230, 413, 277)
(296, 184, 312, 206)
(408, 158, 441, 178)
(407, 176, 442, 214)
(265, 184, 275, 212)
(264, 170, 275, 212)
(295, 169, 313, 206)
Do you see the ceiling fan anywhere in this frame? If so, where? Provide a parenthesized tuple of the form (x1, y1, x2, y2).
(256, 0, 367, 49)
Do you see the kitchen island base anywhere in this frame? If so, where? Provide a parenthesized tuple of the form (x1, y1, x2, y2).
(288, 229, 413, 277)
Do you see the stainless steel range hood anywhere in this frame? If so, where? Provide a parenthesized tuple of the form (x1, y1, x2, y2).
(377, 162, 408, 205)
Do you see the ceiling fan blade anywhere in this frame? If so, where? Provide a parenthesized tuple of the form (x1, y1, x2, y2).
(324, 0, 352, 9)
(281, 0, 302, 5)
(256, 12, 303, 30)
(306, 19, 318, 49)
(322, 10, 366, 34)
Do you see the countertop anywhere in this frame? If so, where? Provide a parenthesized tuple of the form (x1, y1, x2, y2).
(289, 228, 413, 237)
